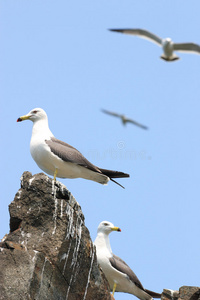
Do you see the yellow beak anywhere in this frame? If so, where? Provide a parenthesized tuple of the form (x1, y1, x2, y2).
(111, 226, 121, 232)
(17, 114, 30, 122)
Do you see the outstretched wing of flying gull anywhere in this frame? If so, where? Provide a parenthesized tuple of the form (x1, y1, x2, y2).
(109, 28, 200, 61)
(102, 109, 148, 130)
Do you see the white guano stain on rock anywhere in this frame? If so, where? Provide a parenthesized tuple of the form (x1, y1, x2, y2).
(83, 243, 95, 300)
(65, 204, 74, 239)
(16, 190, 22, 200)
(62, 240, 72, 276)
(65, 216, 83, 300)
(52, 180, 58, 235)
(60, 199, 63, 218)
(36, 257, 48, 300)
(20, 230, 31, 249)
(29, 176, 35, 186)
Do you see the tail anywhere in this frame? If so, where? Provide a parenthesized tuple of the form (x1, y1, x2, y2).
(145, 289, 161, 299)
(160, 54, 179, 61)
(99, 168, 130, 178)
(99, 168, 130, 189)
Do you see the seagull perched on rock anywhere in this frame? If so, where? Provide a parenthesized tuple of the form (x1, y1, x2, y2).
(109, 28, 200, 61)
(17, 108, 129, 188)
(94, 221, 161, 299)
(102, 109, 148, 130)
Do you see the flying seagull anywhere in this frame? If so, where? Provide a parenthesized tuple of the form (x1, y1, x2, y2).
(17, 108, 129, 188)
(109, 28, 200, 61)
(102, 109, 148, 130)
(94, 221, 161, 299)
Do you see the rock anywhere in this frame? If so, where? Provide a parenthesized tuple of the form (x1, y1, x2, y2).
(0, 172, 111, 300)
(161, 287, 200, 300)
(162, 289, 179, 300)
(1, 171, 199, 300)
(179, 287, 200, 300)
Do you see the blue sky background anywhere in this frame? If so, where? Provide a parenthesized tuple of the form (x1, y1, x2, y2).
(1, 1, 200, 299)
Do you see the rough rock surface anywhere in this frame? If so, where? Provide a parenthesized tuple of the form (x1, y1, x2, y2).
(0, 172, 112, 300)
(0, 172, 199, 300)
(161, 287, 200, 300)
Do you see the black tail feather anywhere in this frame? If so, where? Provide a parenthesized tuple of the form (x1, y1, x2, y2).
(145, 289, 161, 298)
(110, 178, 125, 189)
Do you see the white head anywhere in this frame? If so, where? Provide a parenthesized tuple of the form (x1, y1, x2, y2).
(162, 37, 172, 46)
(97, 221, 121, 235)
(17, 108, 48, 123)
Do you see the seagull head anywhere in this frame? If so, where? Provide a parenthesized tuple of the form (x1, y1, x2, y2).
(162, 37, 173, 46)
(17, 108, 48, 123)
(97, 221, 121, 235)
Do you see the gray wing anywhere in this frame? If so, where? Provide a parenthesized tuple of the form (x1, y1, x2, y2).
(45, 137, 101, 173)
(109, 28, 162, 46)
(101, 108, 122, 118)
(173, 42, 200, 54)
(125, 118, 148, 130)
(109, 254, 145, 290)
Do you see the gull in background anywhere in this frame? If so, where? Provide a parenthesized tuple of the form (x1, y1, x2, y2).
(109, 28, 200, 61)
(102, 109, 148, 130)
(94, 221, 161, 299)
(17, 108, 129, 188)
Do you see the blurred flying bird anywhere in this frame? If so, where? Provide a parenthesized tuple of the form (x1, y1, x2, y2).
(109, 28, 200, 61)
(101, 109, 148, 130)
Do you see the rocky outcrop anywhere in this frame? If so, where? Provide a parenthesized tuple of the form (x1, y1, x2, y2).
(0, 172, 199, 300)
(0, 172, 111, 300)
(161, 287, 200, 300)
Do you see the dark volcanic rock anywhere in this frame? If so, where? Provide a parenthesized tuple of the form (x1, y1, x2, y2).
(0, 172, 111, 300)
(161, 287, 200, 300)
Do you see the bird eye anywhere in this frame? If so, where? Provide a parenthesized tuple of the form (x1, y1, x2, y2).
(32, 110, 38, 114)
(103, 222, 109, 226)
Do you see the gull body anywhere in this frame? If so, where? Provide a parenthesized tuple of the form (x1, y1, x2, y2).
(161, 38, 179, 61)
(17, 108, 129, 188)
(102, 109, 148, 130)
(109, 28, 200, 61)
(94, 221, 161, 299)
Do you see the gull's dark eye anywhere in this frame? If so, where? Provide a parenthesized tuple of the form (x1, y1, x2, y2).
(103, 222, 109, 226)
(32, 110, 38, 114)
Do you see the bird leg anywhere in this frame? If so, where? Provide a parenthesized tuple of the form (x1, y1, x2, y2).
(53, 168, 58, 181)
(112, 282, 117, 296)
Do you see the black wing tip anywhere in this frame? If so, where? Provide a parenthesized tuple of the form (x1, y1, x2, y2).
(109, 28, 141, 33)
(122, 173, 130, 178)
(109, 28, 124, 33)
(99, 168, 130, 179)
(110, 172, 130, 178)
(136, 124, 148, 130)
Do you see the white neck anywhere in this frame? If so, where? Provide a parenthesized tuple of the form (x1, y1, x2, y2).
(31, 118, 54, 140)
(94, 232, 112, 255)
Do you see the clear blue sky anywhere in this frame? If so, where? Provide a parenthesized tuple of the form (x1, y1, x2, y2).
(1, 1, 200, 299)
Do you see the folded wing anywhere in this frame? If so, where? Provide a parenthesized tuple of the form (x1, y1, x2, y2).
(46, 137, 101, 173)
